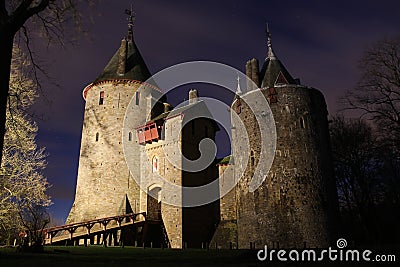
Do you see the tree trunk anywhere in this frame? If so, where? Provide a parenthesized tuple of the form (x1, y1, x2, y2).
(0, 29, 14, 167)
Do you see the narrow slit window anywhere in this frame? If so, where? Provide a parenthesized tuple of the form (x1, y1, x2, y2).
(300, 117, 305, 129)
(128, 132, 132, 141)
(135, 92, 140, 105)
(96, 132, 99, 142)
(99, 91, 104, 105)
(251, 150, 255, 167)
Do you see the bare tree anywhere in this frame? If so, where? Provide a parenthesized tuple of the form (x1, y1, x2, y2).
(0, 0, 94, 166)
(0, 47, 51, 247)
(340, 36, 400, 244)
(343, 36, 400, 143)
(330, 116, 382, 243)
(330, 115, 400, 244)
(18, 203, 50, 251)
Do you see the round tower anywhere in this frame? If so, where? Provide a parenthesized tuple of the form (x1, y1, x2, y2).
(232, 29, 337, 248)
(67, 16, 163, 223)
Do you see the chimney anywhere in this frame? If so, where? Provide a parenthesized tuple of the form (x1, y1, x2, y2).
(189, 89, 198, 105)
(117, 39, 127, 76)
(251, 58, 260, 87)
(163, 103, 171, 113)
(245, 58, 260, 90)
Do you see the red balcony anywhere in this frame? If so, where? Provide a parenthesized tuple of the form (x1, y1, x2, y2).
(137, 122, 159, 144)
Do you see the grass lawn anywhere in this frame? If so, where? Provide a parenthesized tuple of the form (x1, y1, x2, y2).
(0, 246, 398, 267)
(0, 246, 259, 267)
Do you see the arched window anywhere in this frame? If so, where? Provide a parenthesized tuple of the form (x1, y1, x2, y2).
(128, 132, 132, 141)
(152, 156, 158, 173)
(95, 132, 99, 142)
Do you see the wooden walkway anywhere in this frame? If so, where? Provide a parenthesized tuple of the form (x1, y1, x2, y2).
(43, 212, 146, 245)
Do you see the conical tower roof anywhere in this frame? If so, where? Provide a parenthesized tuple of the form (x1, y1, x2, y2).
(259, 26, 296, 88)
(94, 39, 151, 83)
(94, 8, 151, 83)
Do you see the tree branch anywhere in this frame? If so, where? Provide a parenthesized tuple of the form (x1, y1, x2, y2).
(21, 25, 43, 89)
(10, 0, 50, 32)
(13, 0, 35, 15)
(24, 0, 50, 20)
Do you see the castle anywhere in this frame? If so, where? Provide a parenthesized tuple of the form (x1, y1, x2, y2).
(67, 13, 337, 249)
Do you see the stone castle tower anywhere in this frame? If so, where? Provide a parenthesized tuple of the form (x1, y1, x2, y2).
(67, 14, 219, 248)
(212, 30, 338, 249)
(67, 11, 337, 249)
(67, 15, 165, 223)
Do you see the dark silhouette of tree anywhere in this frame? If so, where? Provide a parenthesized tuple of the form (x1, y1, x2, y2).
(330, 116, 381, 243)
(18, 203, 50, 252)
(339, 36, 400, 245)
(343, 36, 400, 144)
(0, 0, 92, 166)
(330, 116, 400, 245)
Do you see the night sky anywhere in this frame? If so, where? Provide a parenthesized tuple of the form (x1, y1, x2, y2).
(29, 0, 400, 223)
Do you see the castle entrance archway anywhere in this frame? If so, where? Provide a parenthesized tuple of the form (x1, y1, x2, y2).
(147, 184, 162, 221)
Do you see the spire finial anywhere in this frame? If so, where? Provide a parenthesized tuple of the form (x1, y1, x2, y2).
(125, 4, 135, 41)
(265, 23, 276, 60)
(236, 73, 242, 95)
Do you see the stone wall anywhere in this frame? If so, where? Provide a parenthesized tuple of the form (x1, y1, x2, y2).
(210, 163, 238, 249)
(142, 115, 183, 248)
(67, 81, 161, 223)
(181, 117, 219, 248)
(138, 105, 219, 249)
(67, 66, 337, 250)
(232, 86, 337, 249)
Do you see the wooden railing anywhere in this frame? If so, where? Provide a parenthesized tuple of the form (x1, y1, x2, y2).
(43, 212, 146, 244)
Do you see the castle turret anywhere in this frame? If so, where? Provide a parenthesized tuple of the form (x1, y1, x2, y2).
(259, 27, 296, 88)
(67, 11, 163, 224)
(229, 26, 338, 248)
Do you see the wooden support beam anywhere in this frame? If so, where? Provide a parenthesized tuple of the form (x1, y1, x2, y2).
(43, 212, 147, 244)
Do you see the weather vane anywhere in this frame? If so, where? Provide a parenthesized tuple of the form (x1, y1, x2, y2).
(236, 72, 242, 95)
(125, 4, 135, 41)
(265, 23, 271, 47)
(265, 22, 276, 60)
